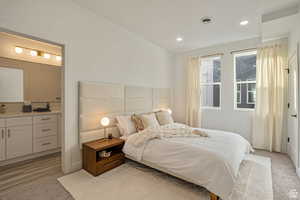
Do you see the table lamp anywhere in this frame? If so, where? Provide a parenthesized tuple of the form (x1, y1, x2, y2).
(101, 117, 110, 139)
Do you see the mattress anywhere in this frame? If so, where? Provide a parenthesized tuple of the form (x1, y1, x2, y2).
(122, 123, 252, 199)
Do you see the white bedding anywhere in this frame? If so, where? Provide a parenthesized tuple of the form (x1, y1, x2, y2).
(122, 123, 252, 200)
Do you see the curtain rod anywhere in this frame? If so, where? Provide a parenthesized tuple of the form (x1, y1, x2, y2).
(230, 48, 257, 54)
(201, 53, 224, 59)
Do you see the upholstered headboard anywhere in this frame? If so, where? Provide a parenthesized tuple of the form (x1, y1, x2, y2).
(79, 81, 172, 145)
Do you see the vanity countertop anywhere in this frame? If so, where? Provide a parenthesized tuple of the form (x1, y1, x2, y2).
(0, 110, 61, 118)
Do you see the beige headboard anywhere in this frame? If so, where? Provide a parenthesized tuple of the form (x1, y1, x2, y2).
(79, 81, 172, 144)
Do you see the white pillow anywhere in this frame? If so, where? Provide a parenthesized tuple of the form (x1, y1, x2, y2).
(155, 111, 174, 125)
(140, 113, 160, 128)
(116, 115, 137, 136)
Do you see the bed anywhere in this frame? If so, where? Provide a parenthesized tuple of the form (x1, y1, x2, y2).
(122, 123, 252, 200)
(78, 81, 252, 200)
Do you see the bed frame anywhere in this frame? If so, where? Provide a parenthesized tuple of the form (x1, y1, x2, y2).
(126, 155, 220, 200)
(78, 81, 219, 200)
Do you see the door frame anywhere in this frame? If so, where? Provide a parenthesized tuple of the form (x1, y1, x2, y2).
(0, 27, 67, 172)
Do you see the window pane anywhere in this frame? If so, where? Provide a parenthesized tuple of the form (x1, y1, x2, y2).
(236, 83, 255, 109)
(248, 92, 256, 103)
(201, 57, 221, 83)
(235, 52, 256, 81)
(201, 84, 220, 107)
(248, 83, 255, 91)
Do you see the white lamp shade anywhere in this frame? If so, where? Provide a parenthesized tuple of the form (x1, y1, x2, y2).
(101, 117, 110, 127)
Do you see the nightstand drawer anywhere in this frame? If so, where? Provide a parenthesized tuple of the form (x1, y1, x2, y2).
(96, 159, 124, 175)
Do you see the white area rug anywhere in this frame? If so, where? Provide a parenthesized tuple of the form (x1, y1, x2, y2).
(58, 154, 273, 200)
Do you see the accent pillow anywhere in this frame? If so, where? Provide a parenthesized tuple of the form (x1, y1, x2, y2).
(116, 115, 137, 136)
(155, 111, 174, 125)
(140, 113, 160, 129)
(131, 114, 144, 131)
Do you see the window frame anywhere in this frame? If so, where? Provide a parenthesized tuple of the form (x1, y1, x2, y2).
(200, 56, 222, 110)
(246, 82, 256, 104)
(233, 50, 257, 111)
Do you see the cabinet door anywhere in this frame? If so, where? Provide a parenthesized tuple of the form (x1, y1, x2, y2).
(0, 128, 5, 161)
(6, 125, 33, 160)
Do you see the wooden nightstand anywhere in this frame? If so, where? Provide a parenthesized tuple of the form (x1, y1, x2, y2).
(82, 138, 125, 176)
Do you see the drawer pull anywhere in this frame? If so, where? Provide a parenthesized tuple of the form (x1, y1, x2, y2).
(1, 129, 4, 139)
(7, 129, 10, 138)
(42, 142, 51, 146)
(41, 117, 51, 121)
(42, 128, 51, 132)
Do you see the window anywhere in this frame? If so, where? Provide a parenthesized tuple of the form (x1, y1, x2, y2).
(200, 56, 221, 108)
(234, 51, 257, 109)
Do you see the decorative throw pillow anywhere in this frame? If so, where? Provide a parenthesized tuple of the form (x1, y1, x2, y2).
(131, 114, 144, 131)
(116, 115, 137, 136)
(140, 113, 160, 128)
(155, 111, 174, 125)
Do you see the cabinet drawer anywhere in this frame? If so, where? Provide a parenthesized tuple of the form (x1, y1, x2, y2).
(34, 123, 57, 139)
(6, 117, 32, 127)
(33, 115, 57, 124)
(34, 136, 57, 153)
(0, 119, 5, 127)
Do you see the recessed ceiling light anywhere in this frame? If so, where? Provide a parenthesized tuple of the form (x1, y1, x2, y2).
(201, 17, 212, 24)
(176, 37, 183, 42)
(240, 20, 249, 26)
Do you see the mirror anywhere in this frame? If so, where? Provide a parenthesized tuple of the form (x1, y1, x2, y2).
(0, 67, 24, 102)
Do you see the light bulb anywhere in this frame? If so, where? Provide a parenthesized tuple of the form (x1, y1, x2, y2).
(240, 20, 249, 26)
(56, 56, 62, 61)
(43, 53, 51, 59)
(30, 50, 37, 56)
(15, 47, 23, 54)
(166, 109, 172, 114)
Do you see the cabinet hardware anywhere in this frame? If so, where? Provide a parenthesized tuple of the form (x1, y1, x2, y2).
(291, 114, 297, 118)
(41, 118, 51, 121)
(42, 129, 51, 132)
(42, 142, 51, 146)
(1, 129, 4, 139)
(7, 129, 10, 138)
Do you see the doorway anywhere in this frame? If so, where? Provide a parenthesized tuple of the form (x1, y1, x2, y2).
(287, 44, 299, 168)
(0, 28, 65, 181)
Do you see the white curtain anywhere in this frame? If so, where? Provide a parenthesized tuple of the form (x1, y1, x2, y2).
(185, 56, 201, 127)
(252, 43, 288, 152)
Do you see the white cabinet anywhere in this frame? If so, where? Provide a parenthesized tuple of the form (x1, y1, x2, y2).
(6, 125, 33, 160)
(0, 113, 60, 163)
(0, 128, 5, 161)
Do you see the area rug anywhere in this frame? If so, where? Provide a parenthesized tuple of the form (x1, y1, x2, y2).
(58, 154, 273, 200)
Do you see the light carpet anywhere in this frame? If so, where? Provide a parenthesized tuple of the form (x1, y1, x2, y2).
(58, 154, 273, 200)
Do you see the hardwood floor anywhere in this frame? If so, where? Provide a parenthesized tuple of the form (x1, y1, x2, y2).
(0, 151, 299, 200)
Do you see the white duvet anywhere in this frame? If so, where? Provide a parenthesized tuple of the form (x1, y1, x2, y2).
(123, 123, 253, 200)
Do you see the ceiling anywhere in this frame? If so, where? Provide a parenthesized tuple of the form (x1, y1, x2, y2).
(73, 0, 299, 53)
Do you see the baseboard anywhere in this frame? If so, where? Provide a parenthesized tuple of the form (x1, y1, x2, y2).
(0, 148, 61, 167)
(70, 160, 82, 173)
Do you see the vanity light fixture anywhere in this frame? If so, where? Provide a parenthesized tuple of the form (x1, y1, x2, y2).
(166, 108, 172, 115)
(30, 50, 38, 57)
(43, 53, 51, 59)
(15, 47, 23, 54)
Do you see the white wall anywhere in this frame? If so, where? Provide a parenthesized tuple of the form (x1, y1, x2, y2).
(0, 0, 174, 173)
(174, 38, 261, 141)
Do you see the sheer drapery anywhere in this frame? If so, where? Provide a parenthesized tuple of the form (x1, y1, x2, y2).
(185, 56, 201, 127)
(252, 43, 287, 152)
